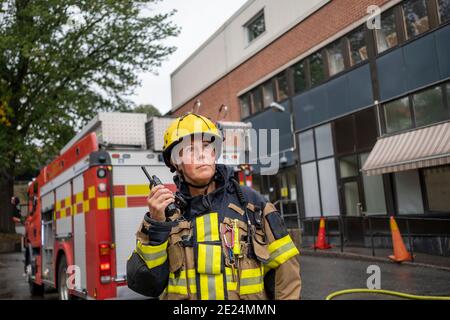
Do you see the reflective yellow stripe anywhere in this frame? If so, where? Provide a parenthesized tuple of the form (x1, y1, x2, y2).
(88, 186, 96, 199)
(187, 269, 197, 294)
(83, 200, 90, 213)
(97, 197, 110, 210)
(168, 270, 188, 295)
(225, 267, 237, 291)
(266, 235, 299, 269)
(126, 184, 150, 196)
(215, 273, 225, 300)
(199, 273, 224, 300)
(239, 267, 264, 295)
(196, 213, 219, 242)
(76, 192, 83, 203)
(113, 197, 126, 208)
(135, 240, 168, 269)
(167, 269, 197, 295)
(197, 243, 221, 274)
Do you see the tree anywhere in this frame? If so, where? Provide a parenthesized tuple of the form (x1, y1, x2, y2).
(134, 103, 161, 119)
(0, 0, 179, 232)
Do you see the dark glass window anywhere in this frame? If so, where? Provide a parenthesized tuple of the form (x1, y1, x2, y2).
(299, 130, 315, 163)
(293, 61, 307, 93)
(412, 86, 448, 127)
(327, 39, 345, 76)
(315, 123, 334, 158)
(339, 155, 359, 178)
(334, 116, 355, 155)
(240, 93, 251, 118)
(251, 87, 263, 113)
(355, 108, 378, 150)
(262, 81, 274, 108)
(375, 9, 398, 54)
(309, 52, 325, 86)
(447, 83, 450, 106)
(384, 97, 413, 133)
(438, 0, 450, 24)
(348, 26, 368, 66)
(275, 72, 289, 101)
(424, 165, 450, 212)
(246, 11, 266, 43)
(402, 0, 430, 39)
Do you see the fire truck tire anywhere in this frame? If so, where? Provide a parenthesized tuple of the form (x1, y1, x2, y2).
(27, 245, 44, 297)
(29, 278, 44, 297)
(57, 255, 72, 300)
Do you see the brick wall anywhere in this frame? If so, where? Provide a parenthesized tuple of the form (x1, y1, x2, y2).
(172, 0, 390, 121)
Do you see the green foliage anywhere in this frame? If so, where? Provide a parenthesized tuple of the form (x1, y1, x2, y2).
(133, 103, 161, 118)
(0, 0, 179, 177)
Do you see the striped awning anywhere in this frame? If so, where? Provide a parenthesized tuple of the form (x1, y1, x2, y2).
(362, 122, 450, 176)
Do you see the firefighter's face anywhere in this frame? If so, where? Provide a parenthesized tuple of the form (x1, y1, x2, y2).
(174, 138, 216, 184)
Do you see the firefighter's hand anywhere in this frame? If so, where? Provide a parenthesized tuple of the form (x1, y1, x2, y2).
(147, 184, 175, 222)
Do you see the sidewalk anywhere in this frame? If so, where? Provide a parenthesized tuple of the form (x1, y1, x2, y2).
(300, 245, 450, 272)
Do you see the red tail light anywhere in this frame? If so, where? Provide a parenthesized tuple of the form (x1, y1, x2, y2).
(99, 243, 111, 283)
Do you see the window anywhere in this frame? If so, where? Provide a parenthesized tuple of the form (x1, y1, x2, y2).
(246, 11, 265, 43)
(412, 86, 448, 127)
(326, 39, 345, 76)
(384, 97, 412, 133)
(301, 162, 321, 217)
(339, 155, 359, 178)
(299, 124, 340, 217)
(360, 153, 387, 215)
(438, 0, 450, 23)
(375, 9, 398, 53)
(424, 166, 450, 212)
(355, 108, 378, 150)
(394, 170, 424, 214)
(448, 83, 450, 105)
(293, 61, 307, 93)
(343, 181, 360, 216)
(240, 93, 251, 118)
(309, 52, 325, 86)
(318, 158, 340, 216)
(315, 123, 334, 158)
(334, 116, 355, 155)
(251, 87, 263, 113)
(402, 0, 430, 39)
(275, 72, 289, 101)
(299, 130, 315, 163)
(348, 26, 368, 66)
(262, 81, 274, 108)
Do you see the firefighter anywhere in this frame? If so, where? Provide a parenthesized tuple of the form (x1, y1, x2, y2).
(127, 113, 301, 300)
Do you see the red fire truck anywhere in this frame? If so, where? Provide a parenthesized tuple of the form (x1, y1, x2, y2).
(24, 112, 252, 300)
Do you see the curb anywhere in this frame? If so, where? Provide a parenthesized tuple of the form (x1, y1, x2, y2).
(300, 248, 450, 273)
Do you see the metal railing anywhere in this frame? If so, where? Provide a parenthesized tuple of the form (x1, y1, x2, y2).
(301, 215, 450, 257)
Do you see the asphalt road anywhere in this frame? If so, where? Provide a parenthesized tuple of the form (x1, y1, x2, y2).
(1, 251, 450, 300)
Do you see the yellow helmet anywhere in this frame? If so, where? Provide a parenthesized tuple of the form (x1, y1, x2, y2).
(163, 113, 222, 171)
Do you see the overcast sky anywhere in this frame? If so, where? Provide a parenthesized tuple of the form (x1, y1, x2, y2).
(130, 0, 248, 115)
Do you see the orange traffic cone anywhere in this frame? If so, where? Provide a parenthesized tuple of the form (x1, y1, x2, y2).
(388, 216, 413, 263)
(314, 217, 331, 249)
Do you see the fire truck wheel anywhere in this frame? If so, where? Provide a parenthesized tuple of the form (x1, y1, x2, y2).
(57, 255, 71, 300)
(28, 278, 44, 297)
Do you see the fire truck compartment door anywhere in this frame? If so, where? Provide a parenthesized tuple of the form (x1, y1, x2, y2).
(112, 164, 174, 279)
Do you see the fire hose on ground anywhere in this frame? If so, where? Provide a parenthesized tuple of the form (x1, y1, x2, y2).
(325, 289, 450, 300)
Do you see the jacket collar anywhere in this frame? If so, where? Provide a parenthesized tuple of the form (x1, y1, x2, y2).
(173, 164, 235, 218)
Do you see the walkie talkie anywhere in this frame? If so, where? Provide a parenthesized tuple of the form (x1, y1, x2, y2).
(141, 166, 181, 218)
